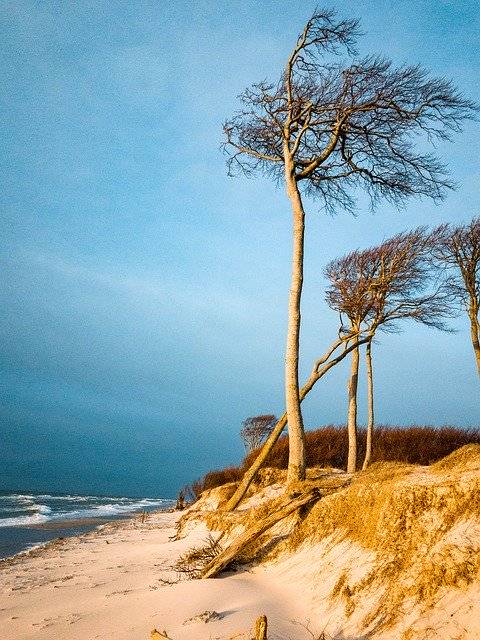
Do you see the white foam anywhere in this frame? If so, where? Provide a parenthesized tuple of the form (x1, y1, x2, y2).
(53, 498, 170, 520)
(35, 504, 52, 515)
(0, 502, 51, 515)
(0, 496, 171, 527)
(2, 493, 164, 503)
(0, 513, 50, 527)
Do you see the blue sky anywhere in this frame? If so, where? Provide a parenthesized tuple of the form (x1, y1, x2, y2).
(1, 1, 479, 497)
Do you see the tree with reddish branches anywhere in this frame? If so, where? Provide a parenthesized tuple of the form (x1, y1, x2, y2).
(325, 227, 453, 472)
(224, 227, 454, 510)
(432, 217, 480, 377)
(240, 415, 278, 453)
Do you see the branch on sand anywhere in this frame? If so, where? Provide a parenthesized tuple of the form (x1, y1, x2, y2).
(150, 630, 174, 640)
(151, 614, 269, 640)
(202, 488, 321, 579)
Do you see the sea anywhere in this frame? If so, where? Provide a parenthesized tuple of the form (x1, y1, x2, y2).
(0, 492, 174, 560)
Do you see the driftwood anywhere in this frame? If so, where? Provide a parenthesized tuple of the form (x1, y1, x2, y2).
(150, 630, 173, 640)
(201, 488, 321, 579)
(150, 614, 269, 640)
(254, 614, 268, 639)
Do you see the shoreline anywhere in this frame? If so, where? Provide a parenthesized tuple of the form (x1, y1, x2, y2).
(29, 517, 117, 530)
(0, 508, 172, 568)
(0, 506, 175, 562)
(1, 454, 479, 640)
(0, 506, 312, 640)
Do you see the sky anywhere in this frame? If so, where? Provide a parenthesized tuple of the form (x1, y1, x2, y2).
(1, 0, 479, 498)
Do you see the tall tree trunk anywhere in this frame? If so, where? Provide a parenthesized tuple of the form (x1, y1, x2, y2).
(224, 335, 372, 511)
(362, 341, 374, 471)
(346, 345, 360, 473)
(468, 304, 480, 377)
(284, 162, 306, 485)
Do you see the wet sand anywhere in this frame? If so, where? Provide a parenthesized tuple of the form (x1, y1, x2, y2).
(29, 517, 116, 530)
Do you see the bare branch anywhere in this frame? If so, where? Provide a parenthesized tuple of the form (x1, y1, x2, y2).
(430, 217, 480, 374)
(223, 13, 476, 212)
(240, 415, 277, 453)
(324, 227, 456, 336)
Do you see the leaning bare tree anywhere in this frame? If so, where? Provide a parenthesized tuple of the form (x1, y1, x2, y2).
(224, 7, 474, 485)
(226, 227, 451, 509)
(224, 327, 373, 511)
(240, 415, 277, 453)
(432, 217, 480, 376)
(325, 227, 454, 472)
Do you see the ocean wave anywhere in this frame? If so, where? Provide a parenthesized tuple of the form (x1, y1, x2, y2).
(53, 499, 169, 520)
(0, 513, 50, 527)
(0, 503, 52, 515)
(35, 504, 52, 515)
(1, 494, 36, 502)
(0, 506, 33, 513)
(1, 493, 163, 503)
(0, 497, 171, 527)
(32, 494, 119, 502)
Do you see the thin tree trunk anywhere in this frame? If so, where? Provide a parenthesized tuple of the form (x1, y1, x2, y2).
(224, 413, 288, 511)
(346, 345, 360, 473)
(223, 334, 372, 512)
(362, 341, 374, 471)
(468, 305, 480, 377)
(284, 162, 306, 485)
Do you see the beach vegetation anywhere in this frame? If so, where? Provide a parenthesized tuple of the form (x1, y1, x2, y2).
(184, 425, 480, 502)
(324, 226, 454, 473)
(240, 415, 277, 453)
(173, 533, 223, 580)
(224, 225, 460, 510)
(180, 445, 480, 635)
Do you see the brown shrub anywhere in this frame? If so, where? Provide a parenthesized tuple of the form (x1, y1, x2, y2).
(243, 425, 480, 471)
(182, 465, 244, 501)
(184, 426, 480, 498)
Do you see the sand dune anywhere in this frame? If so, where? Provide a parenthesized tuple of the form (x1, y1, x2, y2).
(2, 447, 479, 640)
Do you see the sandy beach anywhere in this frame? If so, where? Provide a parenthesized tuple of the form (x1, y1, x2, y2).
(2, 450, 480, 640)
(0, 509, 311, 640)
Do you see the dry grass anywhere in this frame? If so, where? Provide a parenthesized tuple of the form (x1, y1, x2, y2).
(430, 443, 480, 472)
(243, 425, 480, 471)
(286, 444, 480, 630)
(173, 534, 223, 579)
(176, 444, 480, 636)
(250, 466, 287, 488)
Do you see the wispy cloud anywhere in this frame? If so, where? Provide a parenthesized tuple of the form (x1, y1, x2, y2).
(12, 247, 256, 323)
